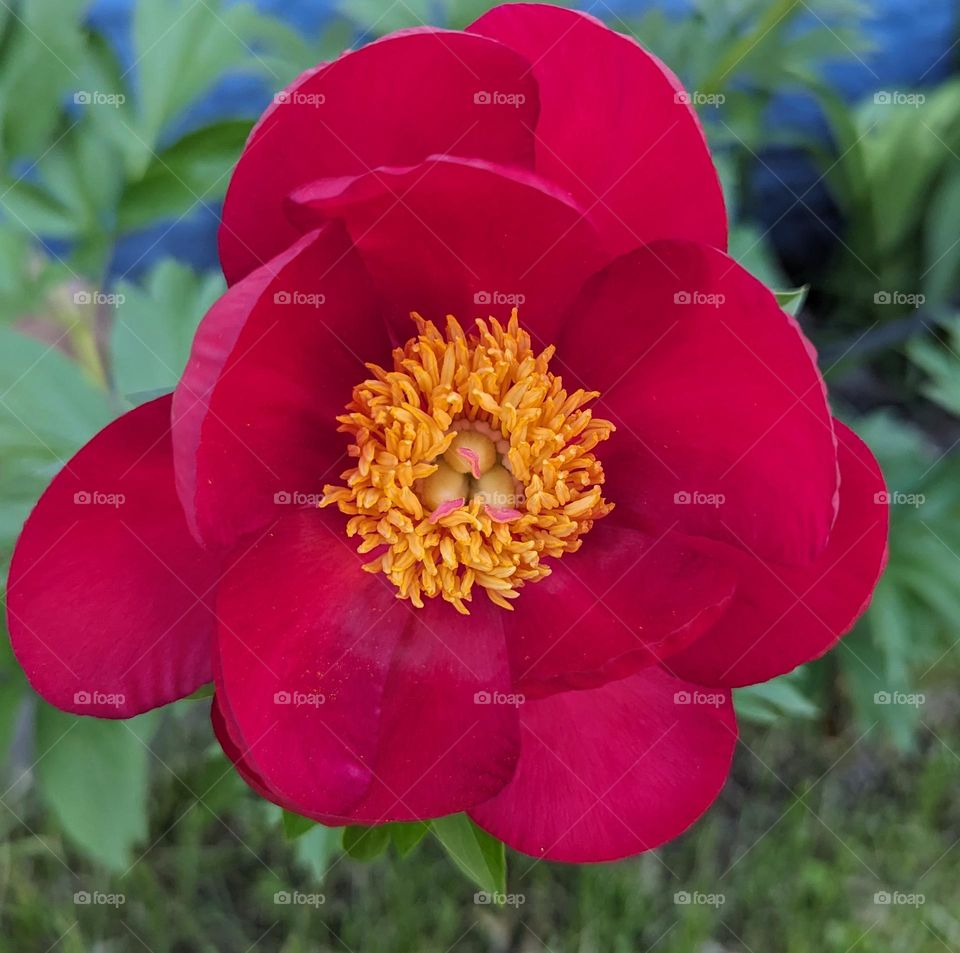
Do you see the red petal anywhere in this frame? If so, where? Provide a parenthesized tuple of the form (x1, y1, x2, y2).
(469, 667, 736, 862)
(664, 422, 888, 687)
(289, 156, 607, 342)
(7, 397, 221, 717)
(215, 510, 519, 822)
(560, 240, 838, 567)
(505, 523, 735, 696)
(211, 694, 290, 810)
(219, 28, 540, 284)
(172, 224, 385, 552)
(469, 4, 726, 255)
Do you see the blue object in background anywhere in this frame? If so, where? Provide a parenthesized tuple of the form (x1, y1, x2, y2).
(88, 0, 957, 281)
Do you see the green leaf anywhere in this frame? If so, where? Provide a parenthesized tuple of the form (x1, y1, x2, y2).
(0, 0, 89, 159)
(117, 120, 254, 232)
(292, 821, 342, 880)
(774, 286, 810, 317)
(336, 0, 434, 34)
(342, 824, 391, 861)
(0, 227, 71, 320)
(923, 176, 960, 305)
(0, 636, 27, 768)
(34, 706, 158, 871)
(282, 810, 318, 841)
(110, 260, 223, 399)
(735, 672, 819, 724)
(130, 0, 292, 169)
(390, 820, 429, 857)
(907, 316, 960, 417)
(431, 814, 506, 896)
(184, 683, 215, 701)
(0, 327, 114, 559)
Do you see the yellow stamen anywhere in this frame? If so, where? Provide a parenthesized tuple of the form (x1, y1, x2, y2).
(321, 310, 615, 612)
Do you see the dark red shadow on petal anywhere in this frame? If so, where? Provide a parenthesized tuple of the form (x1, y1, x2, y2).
(219, 28, 541, 284)
(215, 509, 519, 823)
(469, 667, 737, 862)
(662, 421, 889, 687)
(559, 240, 838, 568)
(173, 223, 386, 553)
(469, 4, 727, 256)
(504, 522, 736, 698)
(288, 156, 608, 344)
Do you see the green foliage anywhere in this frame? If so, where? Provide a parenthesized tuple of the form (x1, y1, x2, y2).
(281, 809, 320, 841)
(116, 120, 255, 232)
(110, 259, 223, 399)
(819, 80, 960, 328)
(628, 0, 869, 152)
(774, 286, 810, 317)
(342, 823, 392, 860)
(0, 326, 114, 556)
(0, 0, 346, 283)
(390, 820, 429, 857)
(907, 314, 960, 416)
(341, 820, 432, 862)
(735, 671, 820, 725)
(834, 411, 960, 748)
(34, 706, 158, 871)
(431, 813, 507, 896)
(0, 0, 90, 160)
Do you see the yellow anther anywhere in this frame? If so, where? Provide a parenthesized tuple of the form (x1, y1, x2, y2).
(320, 311, 614, 611)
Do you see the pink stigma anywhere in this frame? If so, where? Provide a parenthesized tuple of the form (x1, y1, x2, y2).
(457, 447, 482, 479)
(484, 504, 522, 523)
(428, 498, 465, 524)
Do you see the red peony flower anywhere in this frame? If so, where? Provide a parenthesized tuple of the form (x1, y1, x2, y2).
(6, 4, 888, 862)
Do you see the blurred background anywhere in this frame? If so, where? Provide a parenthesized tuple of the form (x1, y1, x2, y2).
(1, 0, 959, 950)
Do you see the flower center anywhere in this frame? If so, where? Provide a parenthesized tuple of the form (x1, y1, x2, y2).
(321, 311, 614, 613)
